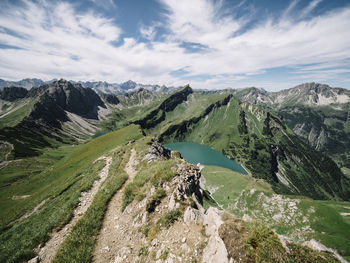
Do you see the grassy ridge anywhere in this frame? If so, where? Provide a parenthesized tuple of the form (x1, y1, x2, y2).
(53, 148, 129, 262)
(0, 160, 105, 263)
(0, 124, 142, 230)
(0, 125, 142, 263)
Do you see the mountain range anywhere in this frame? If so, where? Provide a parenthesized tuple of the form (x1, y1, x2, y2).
(232, 83, 350, 169)
(0, 78, 173, 95)
(0, 79, 349, 262)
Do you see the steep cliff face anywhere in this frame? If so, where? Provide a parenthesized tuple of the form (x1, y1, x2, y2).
(100, 93, 120, 105)
(0, 87, 28, 101)
(40, 79, 105, 119)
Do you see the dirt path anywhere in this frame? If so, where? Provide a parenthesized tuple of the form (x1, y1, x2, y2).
(92, 149, 137, 263)
(32, 156, 112, 263)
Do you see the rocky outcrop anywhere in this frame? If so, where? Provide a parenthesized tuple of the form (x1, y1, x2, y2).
(142, 138, 171, 162)
(202, 207, 228, 263)
(0, 86, 28, 101)
(174, 162, 203, 204)
(183, 205, 230, 263)
(170, 157, 229, 263)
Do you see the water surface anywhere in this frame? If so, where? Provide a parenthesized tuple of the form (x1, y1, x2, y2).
(164, 142, 247, 174)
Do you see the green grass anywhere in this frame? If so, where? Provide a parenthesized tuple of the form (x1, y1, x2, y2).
(245, 221, 339, 263)
(0, 98, 37, 129)
(147, 92, 229, 135)
(157, 209, 182, 228)
(341, 167, 350, 179)
(122, 158, 177, 211)
(100, 95, 165, 132)
(202, 164, 350, 260)
(0, 125, 143, 263)
(201, 165, 272, 210)
(53, 148, 129, 263)
(0, 160, 105, 263)
(0, 145, 76, 229)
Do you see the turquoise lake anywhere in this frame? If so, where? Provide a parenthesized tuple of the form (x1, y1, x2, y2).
(164, 142, 247, 174)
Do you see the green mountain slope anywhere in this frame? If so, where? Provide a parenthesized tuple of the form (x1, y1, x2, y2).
(201, 165, 350, 261)
(233, 83, 350, 169)
(124, 87, 350, 201)
(0, 124, 143, 262)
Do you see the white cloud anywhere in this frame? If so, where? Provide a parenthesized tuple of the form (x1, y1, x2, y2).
(282, 0, 300, 19)
(301, 0, 323, 18)
(139, 24, 157, 41)
(0, 0, 349, 90)
(89, 0, 116, 10)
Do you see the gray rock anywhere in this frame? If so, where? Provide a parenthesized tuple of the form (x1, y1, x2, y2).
(202, 235, 228, 263)
(204, 207, 224, 236)
(202, 207, 228, 263)
(0, 86, 28, 101)
(168, 194, 175, 210)
(184, 206, 204, 226)
(174, 163, 203, 204)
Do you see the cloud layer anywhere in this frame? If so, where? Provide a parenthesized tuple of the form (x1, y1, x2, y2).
(0, 0, 349, 90)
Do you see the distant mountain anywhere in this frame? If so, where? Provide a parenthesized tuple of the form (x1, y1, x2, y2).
(78, 80, 172, 94)
(0, 78, 174, 94)
(233, 83, 350, 169)
(0, 79, 108, 157)
(0, 78, 55, 90)
(233, 83, 350, 107)
(0, 79, 169, 158)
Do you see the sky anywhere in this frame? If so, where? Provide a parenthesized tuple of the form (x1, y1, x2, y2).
(0, 0, 350, 91)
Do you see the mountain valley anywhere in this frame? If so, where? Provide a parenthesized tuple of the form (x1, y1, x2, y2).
(0, 80, 349, 262)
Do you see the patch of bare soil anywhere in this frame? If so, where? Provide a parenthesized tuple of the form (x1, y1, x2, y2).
(32, 156, 112, 263)
(12, 195, 31, 200)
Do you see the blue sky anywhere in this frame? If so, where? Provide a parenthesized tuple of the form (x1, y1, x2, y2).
(0, 0, 350, 91)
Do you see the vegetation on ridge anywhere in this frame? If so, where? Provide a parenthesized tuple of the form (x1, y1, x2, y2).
(0, 125, 142, 262)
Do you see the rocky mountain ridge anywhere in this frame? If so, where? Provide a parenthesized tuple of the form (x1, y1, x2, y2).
(233, 82, 350, 108)
(233, 82, 350, 169)
(0, 78, 174, 95)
